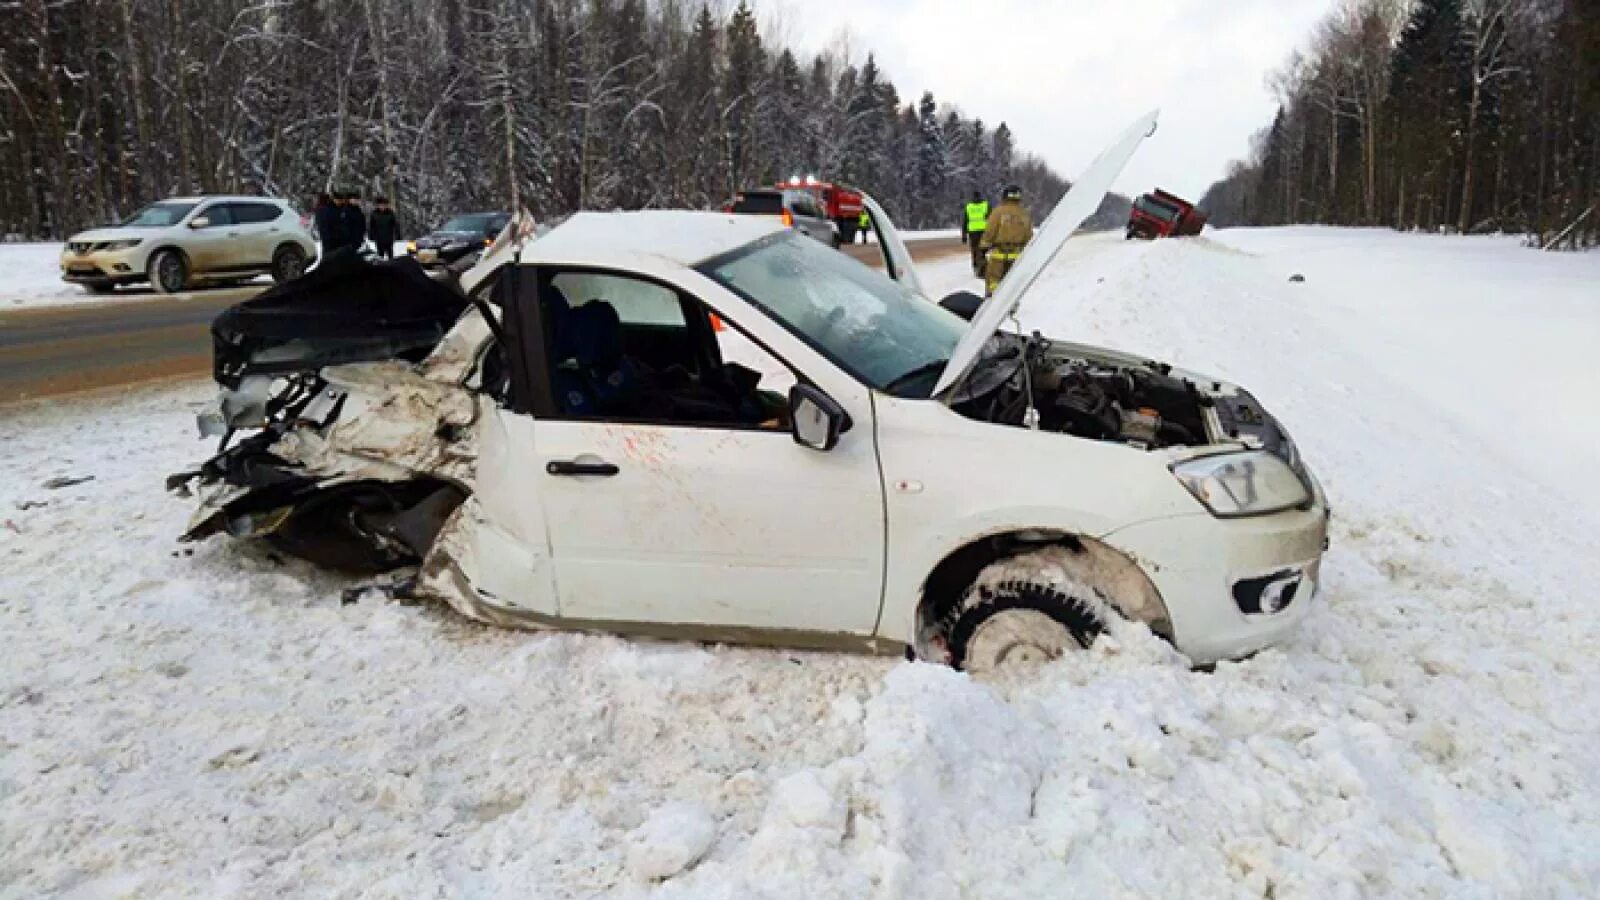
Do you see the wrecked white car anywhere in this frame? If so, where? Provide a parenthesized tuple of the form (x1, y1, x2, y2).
(171, 112, 1328, 670)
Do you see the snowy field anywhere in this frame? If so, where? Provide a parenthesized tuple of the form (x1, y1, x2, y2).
(2, 228, 1598, 897)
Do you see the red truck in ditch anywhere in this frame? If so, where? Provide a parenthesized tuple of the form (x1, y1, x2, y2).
(775, 177, 867, 243)
(1127, 189, 1208, 239)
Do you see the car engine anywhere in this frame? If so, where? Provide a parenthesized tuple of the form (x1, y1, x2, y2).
(952, 334, 1213, 450)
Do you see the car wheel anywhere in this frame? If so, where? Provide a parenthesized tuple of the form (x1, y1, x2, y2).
(149, 249, 188, 294)
(940, 557, 1108, 673)
(271, 244, 308, 283)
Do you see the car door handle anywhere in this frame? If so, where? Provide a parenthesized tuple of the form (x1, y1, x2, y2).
(546, 459, 619, 477)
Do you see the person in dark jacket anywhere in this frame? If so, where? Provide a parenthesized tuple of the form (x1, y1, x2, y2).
(313, 192, 344, 255)
(368, 197, 397, 260)
(339, 191, 368, 253)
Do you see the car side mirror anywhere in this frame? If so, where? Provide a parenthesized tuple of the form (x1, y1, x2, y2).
(789, 384, 845, 451)
(188, 217, 210, 229)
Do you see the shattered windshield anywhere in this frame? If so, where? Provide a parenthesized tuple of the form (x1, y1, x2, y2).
(121, 201, 198, 227)
(701, 231, 964, 396)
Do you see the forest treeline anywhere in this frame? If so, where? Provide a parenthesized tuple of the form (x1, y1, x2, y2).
(1201, 0, 1600, 248)
(0, 0, 1103, 239)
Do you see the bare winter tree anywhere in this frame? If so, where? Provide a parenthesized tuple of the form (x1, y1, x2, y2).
(1203, 0, 1599, 248)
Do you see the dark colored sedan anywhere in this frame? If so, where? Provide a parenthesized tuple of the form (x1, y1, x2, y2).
(408, 212, 511, 267)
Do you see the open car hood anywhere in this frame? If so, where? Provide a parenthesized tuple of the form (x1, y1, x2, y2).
(929, 110, 1160, 398)
(209, 250, 467, 388)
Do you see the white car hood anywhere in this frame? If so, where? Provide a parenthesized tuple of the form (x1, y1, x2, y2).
(67, 226, 155, 243)
(930, 109, 1160, 398)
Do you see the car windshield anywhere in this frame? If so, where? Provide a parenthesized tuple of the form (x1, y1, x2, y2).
(440, 214, 501, 234)
(701, 232, 965, 397)
(1135, 196, 1180, 222)
(121, 201, 198, 227)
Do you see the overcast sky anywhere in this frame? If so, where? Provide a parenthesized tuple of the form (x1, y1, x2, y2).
(769, 0, 1340, 199)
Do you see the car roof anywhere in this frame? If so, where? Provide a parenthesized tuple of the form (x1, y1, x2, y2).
(162, 195, 287, 204)
(522, 211, 784, 267)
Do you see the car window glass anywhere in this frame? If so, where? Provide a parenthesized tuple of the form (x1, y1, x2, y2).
(553, 272, 684, 328)
(122, 201, 197, 227)
(702, 231, 964, 395)
(197, 204, 234, 227)
(236, 202, 281, 224)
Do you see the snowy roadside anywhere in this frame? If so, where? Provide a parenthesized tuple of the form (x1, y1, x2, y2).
(3, 229, 1598, 898)
(0, 244, 86, 308)
(0, 241, 407, 311)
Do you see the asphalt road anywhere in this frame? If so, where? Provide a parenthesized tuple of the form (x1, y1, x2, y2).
(0, 236, 963, 406)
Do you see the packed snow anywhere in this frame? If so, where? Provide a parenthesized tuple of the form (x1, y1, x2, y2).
(2, 228, 1597, 897)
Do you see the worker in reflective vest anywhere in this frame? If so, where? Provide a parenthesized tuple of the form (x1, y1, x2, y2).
(857, 209, 870, 243)
(982, 184, 1033, 296)
(961, 191, 990, 275)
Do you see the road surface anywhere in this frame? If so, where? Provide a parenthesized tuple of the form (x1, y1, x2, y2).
(0, 236, 963, 405)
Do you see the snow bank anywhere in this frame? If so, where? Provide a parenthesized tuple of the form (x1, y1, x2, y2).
(2, 229, 1597, 897)
(0, 243, 81, 307)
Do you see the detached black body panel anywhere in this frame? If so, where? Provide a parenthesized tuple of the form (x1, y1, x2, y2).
(211, 249, 466, 388)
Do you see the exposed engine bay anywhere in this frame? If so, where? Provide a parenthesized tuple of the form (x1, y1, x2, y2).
(950, 332, 1292, 456)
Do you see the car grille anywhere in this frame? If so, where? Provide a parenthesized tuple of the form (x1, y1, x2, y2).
(68, 242, 94, 254)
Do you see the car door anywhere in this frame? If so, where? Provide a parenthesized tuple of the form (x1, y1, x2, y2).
(233, 202, 286, 266)
(182, 202, 238, 274)
(510, 265, 887, 636)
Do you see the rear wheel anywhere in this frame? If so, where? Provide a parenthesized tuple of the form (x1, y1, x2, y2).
(149, 249, 188, 294)
(838, 220, 857, 244)
(271, 244, 308, 283)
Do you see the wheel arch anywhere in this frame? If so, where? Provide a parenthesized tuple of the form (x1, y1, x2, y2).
(911, 528, 1174, 651)
(145, 243, 191, 272)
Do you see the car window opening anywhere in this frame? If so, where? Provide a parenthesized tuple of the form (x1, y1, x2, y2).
(536, 270, 795, 431)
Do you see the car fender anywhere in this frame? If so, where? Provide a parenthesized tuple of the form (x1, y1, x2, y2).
(871, 394, 1200, 644)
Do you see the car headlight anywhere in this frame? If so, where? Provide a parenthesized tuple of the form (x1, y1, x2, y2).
(101, 239, 142, 251)
(1172, 451, 1311, 518)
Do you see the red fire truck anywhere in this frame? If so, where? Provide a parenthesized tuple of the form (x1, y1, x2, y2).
(1126, 189, 1208, 239)
(774, 176, 867, 243)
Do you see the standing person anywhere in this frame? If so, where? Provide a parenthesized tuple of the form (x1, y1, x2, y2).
(857, 208, 870, 243)
(313, 192, 343, 256)
(961, 190, 990, 276)
(981, 184, 1033, 297)
(340, 191, 368, 255)
(368, 197, 397, 260)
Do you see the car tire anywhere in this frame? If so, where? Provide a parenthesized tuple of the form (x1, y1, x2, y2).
(149, 249, 188, 295)
(271, 244, 308, 284)
(943, 566, 1106, 673)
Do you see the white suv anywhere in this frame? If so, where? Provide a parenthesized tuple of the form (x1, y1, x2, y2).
(60, 196, 317, 295)
(175, 113, 1329, 671)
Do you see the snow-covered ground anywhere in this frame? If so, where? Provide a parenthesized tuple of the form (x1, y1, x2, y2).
(2, 228, 1597, 897)
(0, 243, 86, 307)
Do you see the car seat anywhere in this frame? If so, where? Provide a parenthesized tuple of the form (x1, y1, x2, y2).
(553, 300, 639, 415)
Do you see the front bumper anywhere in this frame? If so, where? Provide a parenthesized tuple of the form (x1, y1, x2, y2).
(1101, 487, 1329, 664)
(60, 248, 145, 284)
